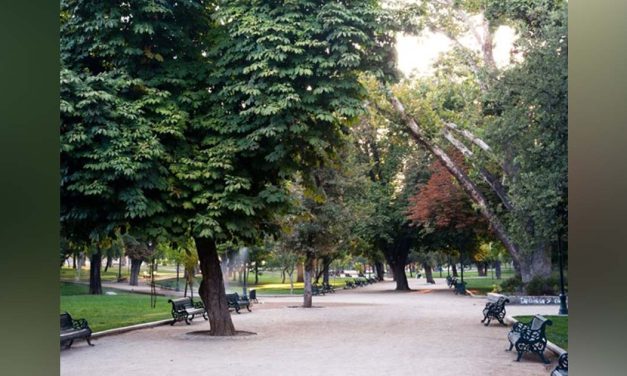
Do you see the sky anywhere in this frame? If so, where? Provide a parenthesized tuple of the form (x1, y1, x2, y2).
(395, 17, 517, 77)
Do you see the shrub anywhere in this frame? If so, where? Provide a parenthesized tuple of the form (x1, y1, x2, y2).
(525, 275, 568, 296)
(500, 275, 523, 293)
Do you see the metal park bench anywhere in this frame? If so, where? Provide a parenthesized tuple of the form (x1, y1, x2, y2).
(481, 296, 509, 326)
(60, 312, 94, 349)
(507, 314, 552, 363)
(226, 293, 251, 313)
(167, 297, 207, 325)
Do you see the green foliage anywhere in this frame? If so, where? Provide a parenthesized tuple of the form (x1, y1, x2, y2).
(61, 1, 398, 248)
(482, 1, 568, 250)
(121, 234, 153, 261)
(524, 275, 567, 296)
(500, 275, 523, 293)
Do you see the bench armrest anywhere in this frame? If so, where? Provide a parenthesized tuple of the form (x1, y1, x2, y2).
(72, 318, 90, 330)
(511, 322, 526, 333)
(193, 301, 205, 309)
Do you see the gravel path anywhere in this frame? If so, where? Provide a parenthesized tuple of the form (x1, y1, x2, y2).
(61, 278, 560, 376)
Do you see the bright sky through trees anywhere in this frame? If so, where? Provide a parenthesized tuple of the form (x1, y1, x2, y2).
(395, 14, 516, 77)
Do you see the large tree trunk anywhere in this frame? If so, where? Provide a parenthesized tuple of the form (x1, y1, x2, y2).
(390, 261, 409, 290)
(476, 262, 487, 277)
(303, 253, 314, 308)
(452, 263, 458, 277)
(89, 249, 102, 295)
(195, 237, 235, 336)
(374, 261, 385, 281)
(423, 263, 435, 284)
(323, 262, 330, 285)
(296, 262, 304, 282)
(518, 245, 552, 283)
(494, 260, 502, 279)
(129, 259, 142, 286)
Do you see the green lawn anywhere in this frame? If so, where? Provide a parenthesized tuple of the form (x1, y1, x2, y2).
(60, 282, 173, 332)
(60, 266, 177, 282)
(513, 315, 568, 350)
(155, 270, 352, 295)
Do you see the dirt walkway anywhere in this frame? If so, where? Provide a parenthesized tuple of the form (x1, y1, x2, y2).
(61, 278, 559, 376)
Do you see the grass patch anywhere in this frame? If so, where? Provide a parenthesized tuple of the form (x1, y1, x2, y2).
(60, 282, 173, 332)
(155, 273, 352, 295)
(513, 315, 568, 350)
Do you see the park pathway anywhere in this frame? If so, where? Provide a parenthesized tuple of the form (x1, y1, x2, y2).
(61, 277, 560, 376)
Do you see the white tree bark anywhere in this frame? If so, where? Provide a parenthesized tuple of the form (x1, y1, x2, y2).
(388, 94, 523, 266)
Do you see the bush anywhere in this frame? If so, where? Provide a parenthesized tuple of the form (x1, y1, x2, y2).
(525, 275, 568, 296)
(500, 275, 523, 293)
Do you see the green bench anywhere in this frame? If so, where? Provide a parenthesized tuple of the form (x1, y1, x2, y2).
(60, 312, 93, 349)
(507, 314, 552, 363)
(226, 293, 251, 314)
(167, 297, 207, 325)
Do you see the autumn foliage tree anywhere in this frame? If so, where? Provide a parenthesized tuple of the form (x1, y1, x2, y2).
(407, 150, 490, 275)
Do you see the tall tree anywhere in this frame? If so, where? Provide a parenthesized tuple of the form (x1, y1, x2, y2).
(373, 0, 567, 283)
(61, 1, 397, 334)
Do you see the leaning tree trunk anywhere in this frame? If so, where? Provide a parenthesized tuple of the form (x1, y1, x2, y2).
(89, 249, 102, 295)
(296, 262, 304, 282)
(129, 259, 142, 286)
(104, 254, 113, 272)
(195, 237, 235, 336)
(388, 94, 552, 283)
(374, 261, 385, 281)
(322, 262, 330, 285)
(303, 253, 314, 308)
(423, 263, 435, 284)
(495, 260, 502, 279)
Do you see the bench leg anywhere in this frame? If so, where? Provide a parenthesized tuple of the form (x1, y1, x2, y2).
(235, 306, 240, 314)
(538, 352, 550, 364)
(185, 315, 191, 325)
(484, 318, 491, 326)
(507, 343, 514, 352)
(86, 336, 94, 347)
(516, 351, 523, 362)
(203, 311, 208, 320)
(246, 305, 251, 312)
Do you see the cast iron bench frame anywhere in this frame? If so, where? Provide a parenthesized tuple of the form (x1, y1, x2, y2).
(60, 312, 94, 349)
(551, 352, 568, 376)
(507, 314, 553, 363)
(167, 297, 207, 325)
(226, 292, 251, 314)
(312, 283, 325, 296)
(481, 296, 510, 326)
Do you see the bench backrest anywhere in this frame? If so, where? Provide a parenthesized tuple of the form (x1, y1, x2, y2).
(530, 315, 552, 331)
(60, 312, 73, 330)
(249, 289, 257, 300)
(168, 297, 194, 311)
(226, 293, 239, 303)
(495, 297, 510, 308)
